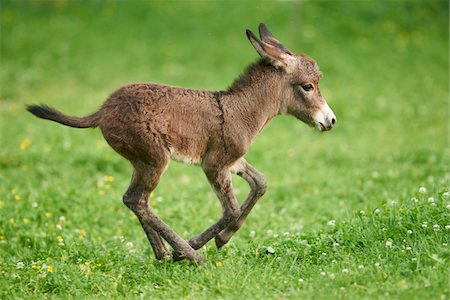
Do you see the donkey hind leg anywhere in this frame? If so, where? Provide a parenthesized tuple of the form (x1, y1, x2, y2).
(184, 165, 241, 251)
(215, 159, 267, 248)
(123, 160, 204, 265)
(123, 170, 168, 260)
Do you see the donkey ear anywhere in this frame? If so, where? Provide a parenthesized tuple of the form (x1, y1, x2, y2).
(258, 23, 292, 55)
(246, 29, 267, 57)
(246, 28, 296, 71)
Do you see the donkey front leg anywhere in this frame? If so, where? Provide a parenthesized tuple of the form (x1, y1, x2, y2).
(185, 164, 241, 251)
(124, 160, 204, 265)
(215, 158, 267, 248)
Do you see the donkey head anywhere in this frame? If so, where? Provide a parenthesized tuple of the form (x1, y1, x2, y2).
(247, 23, 336, 131)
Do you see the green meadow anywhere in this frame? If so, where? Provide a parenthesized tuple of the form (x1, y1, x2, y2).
(0, 1, 448, 299)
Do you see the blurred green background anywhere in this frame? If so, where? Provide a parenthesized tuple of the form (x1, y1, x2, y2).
(0, 0, 448, 298)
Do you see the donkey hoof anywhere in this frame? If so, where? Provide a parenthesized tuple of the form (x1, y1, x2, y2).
(187, 252, 205, 266)
(154, 250, 171, 261)
(172, 251, 186, 262)
(215, 235, 227, 249)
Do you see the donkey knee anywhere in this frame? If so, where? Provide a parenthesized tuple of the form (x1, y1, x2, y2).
(255, 174, 267, 197)
(123, 192, 138, 211)
(225, 206, 241, 225)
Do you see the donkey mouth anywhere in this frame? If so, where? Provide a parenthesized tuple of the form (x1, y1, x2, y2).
(318, 122, 333, 132)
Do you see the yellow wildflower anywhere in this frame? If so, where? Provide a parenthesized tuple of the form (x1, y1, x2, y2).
(31, 265, 41, 270)
(78, 228, 87, 239)
(23, 218, 30, 224)
(9, 218, 14, 225)
(45, 212, 52, 219)
(104, 176, 114, 182)
(98, 190, 105, 196)
(20, 138, 31, 150)
(14, 194, 21, 201)
(46, 265, 54, 273)
(46, 257, 52, 262)
(215, 261, 223, 267)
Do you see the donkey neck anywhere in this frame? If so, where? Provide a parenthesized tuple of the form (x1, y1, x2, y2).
(218, 59, 285, 148)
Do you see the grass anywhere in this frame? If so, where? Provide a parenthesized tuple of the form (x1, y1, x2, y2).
(0, 0, 449, 299)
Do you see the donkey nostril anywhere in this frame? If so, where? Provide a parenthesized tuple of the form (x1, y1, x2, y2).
(331, 118, 336, 125)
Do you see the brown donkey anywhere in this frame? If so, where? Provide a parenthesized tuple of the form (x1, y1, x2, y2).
(27, 23, 336, 265)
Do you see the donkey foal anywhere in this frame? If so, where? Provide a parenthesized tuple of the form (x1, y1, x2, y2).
(27, 23, 336, 265)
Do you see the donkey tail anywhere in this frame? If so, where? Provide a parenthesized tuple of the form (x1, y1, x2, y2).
(26, 104, 100, 128)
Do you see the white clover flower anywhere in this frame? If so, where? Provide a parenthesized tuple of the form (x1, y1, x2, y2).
(273, 234, 279, 238)
(447, 204, 450, 210)
(126, 242, 134, 248)
(331, 259, 337, 264)
(386, 240, 393, 248)
(249, 230, 256, 238)
(407, 230, 413, 235)
(411, 197, 419, 203)
(320, 271, 326, 276)
(333, 242, 340, 247)
(16, 262, 25, 269)
(443, 243, 448, 246)
(327, 220, 336, 226)
(428, 197, 435, 203)
(419, 187, 427, 194)
(342, 268, 349, 273)
(266, 246, 275, 254)
(283, 231, 290, 236)
(321, 252, 327, 256)
(32, 202, 38, 208)
(411, 258, 417, 261)
(442, 192, 449, 199)
(406, 246, 412, 251)
(329, 273, 336, 280)
(266, 229, 273, 236)
(358, 265, 364, 269)
(359, 210, 366, 215)
(298, 278, 304, 283)
(422, 222, 428, 228)
(56, 224, 62, 230)
(433, 224, 440, 232)
(58, 216, 66, 223)
(445, 225, 450, 230)
(375, 262, 380, 267)
(374, 209, 381, 214)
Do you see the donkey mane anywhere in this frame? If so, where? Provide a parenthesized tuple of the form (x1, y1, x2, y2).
(226, 58, 279, 94)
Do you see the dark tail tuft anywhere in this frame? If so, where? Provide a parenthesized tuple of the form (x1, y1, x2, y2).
(26, 104, 100, 128)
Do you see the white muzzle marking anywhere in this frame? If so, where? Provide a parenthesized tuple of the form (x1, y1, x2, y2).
(313, 102, 336, 131)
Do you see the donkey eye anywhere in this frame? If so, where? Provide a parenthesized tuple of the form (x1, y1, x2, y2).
(301, 84, 314, 92)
